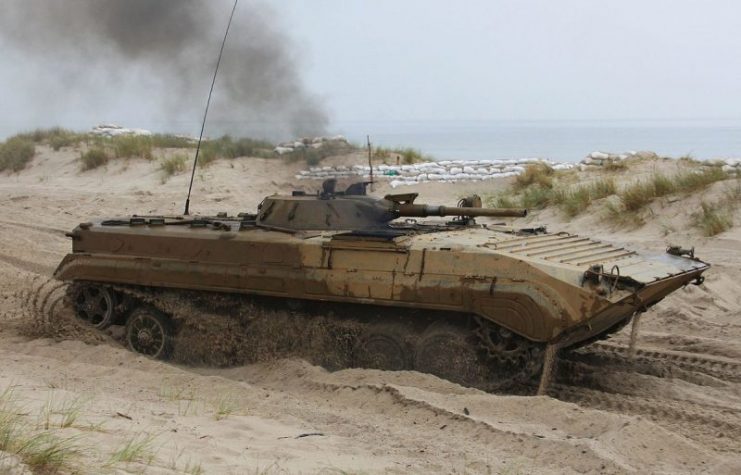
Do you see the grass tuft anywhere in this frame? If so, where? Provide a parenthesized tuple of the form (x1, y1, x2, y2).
(693, 202, 733, 236)
(618, 180, 655, 212)
(15, 432, 80, 472)
(199, 135, 276, 166)
(514, 163, 554, 190)
(0, 137, 36, 172)
(0, 387, 81, 473)
(212, 395, 239, 421)
(159, 154, 189, 181)
(184, 460, 205, 475)
(690, 180, 741, 236)
(108, 434, 156, 465)
(399, 147, 426, 164)
(488, 194, 518, 209)
(603, 160, 628, 172)
(57, 398, 84, 429)
(13, 128, 87, 151)
(80, 148, 110, 171)
(373, 146, 430, 164)
(151, 134, 196, 149)
(618, 168, 728, 212)
(519, 185, 553, 209)
(111, 135, 153, 160)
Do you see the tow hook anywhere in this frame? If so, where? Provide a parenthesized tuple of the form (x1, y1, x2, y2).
(693, 275, 705, 286)
(666, 245, 695, 259)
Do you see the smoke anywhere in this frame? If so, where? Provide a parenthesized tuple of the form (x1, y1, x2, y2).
(0, 0, 328, 139)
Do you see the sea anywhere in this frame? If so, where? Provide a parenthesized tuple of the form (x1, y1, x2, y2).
(335, 119, 741, 163)
(3, 118, 740, 164)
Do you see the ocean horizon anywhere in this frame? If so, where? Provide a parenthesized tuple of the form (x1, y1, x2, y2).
(3, 118, 740, 164)
(337, 119, 741, 163)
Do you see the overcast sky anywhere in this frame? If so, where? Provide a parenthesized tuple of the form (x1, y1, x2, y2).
(282, 0, 741, 122)
(1, 0, 740, 136)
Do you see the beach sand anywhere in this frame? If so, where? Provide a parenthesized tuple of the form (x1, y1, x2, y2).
(1, 146, 739, 473)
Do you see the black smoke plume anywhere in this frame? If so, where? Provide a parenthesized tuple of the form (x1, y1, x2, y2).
(0, 0, 327, 139)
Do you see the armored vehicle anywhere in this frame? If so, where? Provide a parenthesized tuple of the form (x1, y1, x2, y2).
(54, 180, 709, 388)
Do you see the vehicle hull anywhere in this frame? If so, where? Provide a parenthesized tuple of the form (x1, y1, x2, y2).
(54, 219, 709, 346)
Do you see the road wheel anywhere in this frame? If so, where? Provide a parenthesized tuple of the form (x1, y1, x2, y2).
(354, 323, 412, 371)
(125, 307, 173, 359)
(72, 284, 115, 329)
(414, 322, 486, 387)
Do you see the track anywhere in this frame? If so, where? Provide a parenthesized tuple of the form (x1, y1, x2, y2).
(548, 383, 741, 452)
(0, 219, 68, 236)
(0, 252, 55, 276)
(571, 342, 741, 383)
(553, 342, 741, 452)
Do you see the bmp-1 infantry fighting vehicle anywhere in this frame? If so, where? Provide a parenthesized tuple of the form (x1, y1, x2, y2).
(54, 180, 709, 389)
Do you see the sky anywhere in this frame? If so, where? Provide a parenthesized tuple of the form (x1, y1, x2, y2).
(281, 0, 741, 123)
(1, 0, 740, 137)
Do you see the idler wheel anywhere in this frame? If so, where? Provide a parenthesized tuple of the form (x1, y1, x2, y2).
(414, 323, 486, 387)
(125, 307, 173, 360)
(354, 324, 411, 371)
(72, 285, 115, 329)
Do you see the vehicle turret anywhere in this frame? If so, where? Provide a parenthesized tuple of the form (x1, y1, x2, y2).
(256, 179, 526, 231)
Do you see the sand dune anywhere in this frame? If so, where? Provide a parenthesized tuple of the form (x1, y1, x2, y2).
(1, 147, 740, 473)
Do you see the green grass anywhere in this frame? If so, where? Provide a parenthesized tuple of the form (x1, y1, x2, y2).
(184, 460, 205, 475)
(486, 160, 735, 232)
(519, 185, 554, 209)
(399, 147, 426, 164)
(111, 135, 153, 160)
(513, 163, 554, 190)
(489, 194, 518, 209)
(199, 135, 276, 166)
(80, 148, 110, 171)
(0, 137, 36, 172)
(0, 387, 82, 473)
(57, 398, 84, 429)
(13, 128, 87, 151)
(618, 180, 654, 212)
(373, 146, 430, 164)
(603, 160, 628, 172)
(159, 154, 189, 181)
(14, 432, 81, 472)
(151, 134, 196, 149)
(693, 202, 733, 236)
(618, 168, 728, 212)
(108, 434, 156, 465)
(488, 176, 617, 216)
(212, 395, 239, 421)
(691, 181, 741, 236)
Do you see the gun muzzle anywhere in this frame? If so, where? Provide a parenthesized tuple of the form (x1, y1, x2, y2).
(395, 204, 527, 218)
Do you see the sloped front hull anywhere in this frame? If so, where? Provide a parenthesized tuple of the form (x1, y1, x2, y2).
(559, 265, 706, 348)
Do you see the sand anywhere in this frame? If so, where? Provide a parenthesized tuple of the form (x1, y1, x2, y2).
(1, 146, 740, 474)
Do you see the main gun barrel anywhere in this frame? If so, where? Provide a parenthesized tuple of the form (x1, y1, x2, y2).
(395, 204, 527, 218)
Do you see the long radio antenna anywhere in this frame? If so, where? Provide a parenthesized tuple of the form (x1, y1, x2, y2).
(184, 0, 239, 215)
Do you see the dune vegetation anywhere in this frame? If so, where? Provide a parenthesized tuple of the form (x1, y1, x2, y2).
(373, 146, 429, 164)
(488, 162, 738, 234)
(1, 128, 355, 173)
